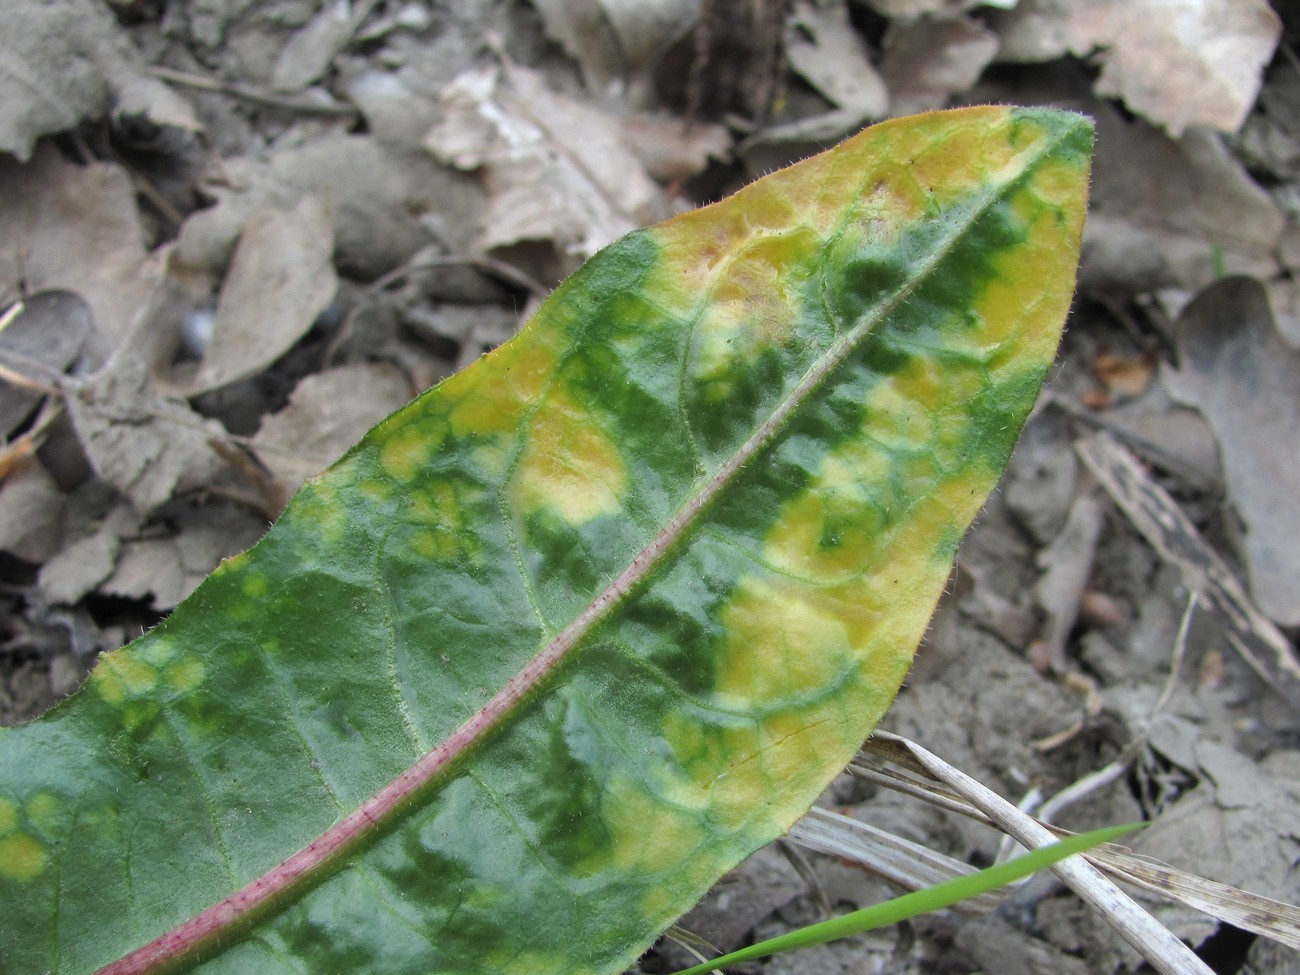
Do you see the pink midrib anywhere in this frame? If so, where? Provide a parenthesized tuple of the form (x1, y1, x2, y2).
(95, 399, 784, 975)
(95, 135, 1049, 973)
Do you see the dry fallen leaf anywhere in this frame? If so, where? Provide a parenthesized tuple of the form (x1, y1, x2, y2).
(984, 0, 1072, 64)
(103, 501, 266, 611)
(0, 146, 169, 348)
(616, 113, 732, 184)
(1068, 0, 1280, 137)
(0, 457, 65, 564)
(786, 0, 887, 119)
(0, 291, 95, 437)
(424, 61, 666, 280)
(1091, 349, 1155, 403)
(65, 354, 225, 515)
(531, 0, 697, 97)
(0, 0, 199, 160)
(36, 503, 140, 606)
(179, 192, 337, 395)
(1084, 102, 1283, 291)
(251, 362, 412, 498)
(1264, 279, 1300, 349)
(1163, 277, 1300, 627)
(880, 14, 999, 116)
(271, 0, 381, 93)
(857, 0, 1012, 16)
(175, 129, 468, 283)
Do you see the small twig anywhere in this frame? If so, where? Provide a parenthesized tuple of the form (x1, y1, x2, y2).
(0, 300, 22, 333)
(207, 438, 286, 521)
(149, 66, 359, 119)
(1153, 591, 1198, 716)
(1045, 392, 1218, 493)
(0, 360, 60, 397)
(369, 251, 549, 299)
(0, 345, 70, 390)
(662, 926, 724, 975)
(1031, 591, 1197, 828)
(775, 839, 833, 918)
(0, 399, 64, 481)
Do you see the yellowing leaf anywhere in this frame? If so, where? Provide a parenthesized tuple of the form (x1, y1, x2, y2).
(0, 106, 1092, 975)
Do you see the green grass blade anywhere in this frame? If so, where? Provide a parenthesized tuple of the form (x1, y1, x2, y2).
(668, 823, 1144, 975)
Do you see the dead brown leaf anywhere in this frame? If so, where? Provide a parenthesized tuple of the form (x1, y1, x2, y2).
(1092, 349, 1155, 403)
(617, 114, 732, 185)
(1163, 277, 1300, 626)
(984, 0, 1072, 64)
(424, 61, 667, 281)
(0, 0, 199, 161)
(175, 130, 469, 283)
(1068, 0, 1280, 137)
(37, 503, 140, 606)
(177, 193, 337, 396)
(531, 0, 697, 97)
(271, 0, 381, 93)
(880, 15, 998, 115)
(0, 146, 168, 348)
(103, 501, 265, 610)
(251, 362, 411, 498)
(857, 0, 1004, 16)
(1084, 103, 1283, 292)
(787, 0, 887, 118)
(0, 291, 95, 437)
(65, 354, 226, 515)
(0, 457, 65, 564)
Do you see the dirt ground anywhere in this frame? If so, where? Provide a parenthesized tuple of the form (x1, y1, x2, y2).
(1, 1, 1298, 973)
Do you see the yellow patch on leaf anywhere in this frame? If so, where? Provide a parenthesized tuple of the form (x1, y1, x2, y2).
(510, 389, 628, 524)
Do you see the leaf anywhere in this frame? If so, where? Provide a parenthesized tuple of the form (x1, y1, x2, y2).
(64, 354, 226, 515)
(183, 193, 339, 396)
(1084, 100, 1282, 292)
(0, 146, 168, 348)
(423, 62, 666, 278)
(1164, 277, 1300, 626)
(0, 0, 199, 161)
(0, 106, 1092, 975)
(786, 0, 887, 119)
(879, 15, 1000, 116)
(988, 0, 1280, 137)
(1066, 0, 1280, 137)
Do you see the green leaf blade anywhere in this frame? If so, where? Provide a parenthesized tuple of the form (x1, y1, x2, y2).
(0, 106, 1092, 975)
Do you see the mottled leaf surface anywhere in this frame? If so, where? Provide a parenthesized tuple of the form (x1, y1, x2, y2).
(0, 107, 1092, 975)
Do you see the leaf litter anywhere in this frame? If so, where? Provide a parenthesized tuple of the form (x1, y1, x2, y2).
(0, 1, 1298, 973)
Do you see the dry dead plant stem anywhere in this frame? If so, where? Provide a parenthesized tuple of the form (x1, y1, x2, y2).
(148, 66, 359, 118)
(1077, 431, 1300, 705)
(869, 731, 1214, 975)
(847, 737, 1300, 952)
